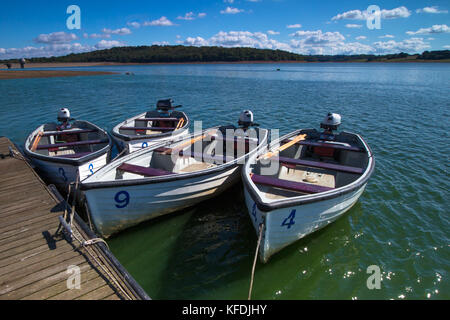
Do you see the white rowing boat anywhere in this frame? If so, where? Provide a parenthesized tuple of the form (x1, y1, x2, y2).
(81, 111, 269, 238)
(24, 108, 112, 193)
(111, 99, 190, 154)
(242, 113, 375, 263)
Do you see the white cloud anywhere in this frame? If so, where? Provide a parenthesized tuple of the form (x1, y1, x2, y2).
(379, 34, 395, 38)
(177, 12, 195, 20)
(290, 30, 356, 54)
(443, 45, 450, 49)
(372, 38, 430, 54)
(332, 6, 411, 21)
(34, 32, 78, 44)
(184, 36, 210, 46)
(127, 22, 141, 28)
(183, 31, 291, 51)
(287, 24, 302, 29)
(416, 6, 448, 14)
(152, 41, 170, 46)
(406, 24, 450, 35)
(224, 0, 234, 3)
(177, 12, 207, 20)
(143, 16, 175, 26)
(95, 40, 125, 49)
(267, 30, 280, 35)
(382, 6, 411, 19)
(356, 36, 367, 40)
(86, 33, 111, 39)
(0, 43, 89, 59)
(102, 28, 132, 35)
(220, 7, 244, 14)
(345, 24, 363, 28)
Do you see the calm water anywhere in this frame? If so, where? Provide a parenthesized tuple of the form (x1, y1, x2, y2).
(0, 63, 448, 300)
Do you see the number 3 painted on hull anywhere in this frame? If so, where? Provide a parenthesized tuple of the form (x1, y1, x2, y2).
(282, 210, 296, 229)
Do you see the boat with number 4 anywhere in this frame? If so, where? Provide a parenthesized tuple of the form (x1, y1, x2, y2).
(111, 99, 190, 154)
(242, 113, 375, 263)
(81, 111, 269, 238)
(24, 108, 113, 192)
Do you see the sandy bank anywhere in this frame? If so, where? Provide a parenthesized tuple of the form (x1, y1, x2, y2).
(0, 70, 117, 80)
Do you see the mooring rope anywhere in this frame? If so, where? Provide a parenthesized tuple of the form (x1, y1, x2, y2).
(8, 147, 27, 161)
(111, 148, 127, 162)
(57, 171, 132, 300)
(71, 229, 132, 300)
(248, 223, 264, 300)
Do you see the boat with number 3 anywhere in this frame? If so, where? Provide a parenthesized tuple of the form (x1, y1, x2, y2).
(24, 108, 112, 192)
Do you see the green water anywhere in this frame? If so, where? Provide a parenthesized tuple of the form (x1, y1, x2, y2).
(0, 63, 448, 299)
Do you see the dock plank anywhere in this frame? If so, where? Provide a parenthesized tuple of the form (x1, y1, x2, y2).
(0, 137, 149, 300)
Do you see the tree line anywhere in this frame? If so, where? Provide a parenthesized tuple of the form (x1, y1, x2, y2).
(1, 46, 449, 64)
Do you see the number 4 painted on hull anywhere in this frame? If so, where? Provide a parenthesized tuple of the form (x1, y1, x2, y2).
(282, 210, 296, 229)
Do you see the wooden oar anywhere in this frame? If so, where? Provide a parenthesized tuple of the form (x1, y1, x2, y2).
(162, 129, 216, 155)
(259, 134, 307, 160)
(30, 131, 43, 152)
(175, 118, 185, 130)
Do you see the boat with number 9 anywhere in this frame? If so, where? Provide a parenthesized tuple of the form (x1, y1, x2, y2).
(80, 111, 269, 238)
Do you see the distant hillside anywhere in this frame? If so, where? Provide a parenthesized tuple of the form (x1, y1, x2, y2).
(1, 46, 449, 64)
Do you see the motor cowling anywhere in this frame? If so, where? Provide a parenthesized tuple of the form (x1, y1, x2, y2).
(57, 108, 71, 122)
(320, 113, 341, 131)
(238, 110, 257, 129)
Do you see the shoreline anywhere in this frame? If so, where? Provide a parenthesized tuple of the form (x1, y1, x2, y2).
(0, 70, 118, 80)
(1, 59, 449, 70)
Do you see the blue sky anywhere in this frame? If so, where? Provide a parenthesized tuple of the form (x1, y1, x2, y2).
(0, 0, 449, 59)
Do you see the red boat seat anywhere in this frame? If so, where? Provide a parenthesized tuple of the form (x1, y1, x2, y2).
(120, 126, 176, 132)
(251, 174, 334, 194)
(154, 147, 233, 163)
(37, 139, 109, 150)
(274, 156, 364, 174)
(117, 163, 173, 177)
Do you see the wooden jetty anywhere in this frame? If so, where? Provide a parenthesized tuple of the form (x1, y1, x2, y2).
(0, 137, 150, 300)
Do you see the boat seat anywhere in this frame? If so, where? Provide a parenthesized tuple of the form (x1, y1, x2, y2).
(37, 139, 109, 150)
(274, 156, 364, 174)
(41, 129, 97, 137)
(282, 139, 364, 152)
(251, 174, 334, 194)
(154, 147, 233, 163)
(210, 135, 259, 144)
(117, 163, 173, 177)
(55, 152, 92, 159)
(120, 126, 176, 132)
(141, 118, 179, 122)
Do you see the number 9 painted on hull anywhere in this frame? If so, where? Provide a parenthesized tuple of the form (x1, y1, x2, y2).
(115, 191, 130, 208)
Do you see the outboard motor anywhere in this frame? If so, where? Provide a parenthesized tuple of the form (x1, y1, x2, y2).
(320, 113, 341, 141)
(238, 110, 259, 130)
(57, 108, 73, 130)
(156, 99, 182, 116)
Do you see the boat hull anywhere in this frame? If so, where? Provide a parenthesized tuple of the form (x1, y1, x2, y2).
(113, 127, 190, 154)
(30, 153, 109, 192)
(244, 182, 367, 263)
(84, 165, 241, 238)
